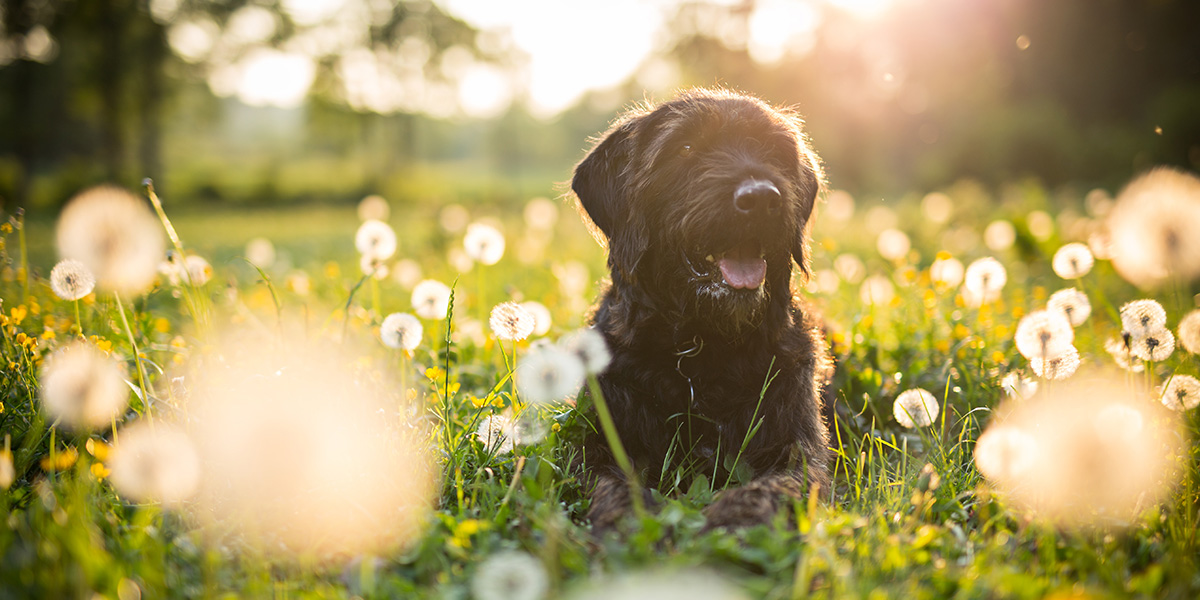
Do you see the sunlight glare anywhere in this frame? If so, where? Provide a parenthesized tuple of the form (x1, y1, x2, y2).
(234, 49, 316, 108)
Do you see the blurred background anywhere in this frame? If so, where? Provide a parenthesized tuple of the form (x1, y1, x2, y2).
(1, 0, 1198, 214)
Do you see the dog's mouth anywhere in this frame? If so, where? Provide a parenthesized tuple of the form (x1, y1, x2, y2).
(687, 240, 767, 290)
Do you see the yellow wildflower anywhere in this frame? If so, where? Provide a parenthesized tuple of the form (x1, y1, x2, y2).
(954, 324, 971, 339)
(449, 519, 488, 550)
(551, 422, 561, 432)
(324, 261, 341, 279)
(40, 446, 79, 471)
(85, 438, 112, 461)
(469, 395, 488, 409)
(91, 462, 111, 481)
(10, 305, 27, 324)
(0, 223, 11, 234)
(991, 351, 1007, 364)
(154, 318, 170, 333)
(41, 329, 56, 341)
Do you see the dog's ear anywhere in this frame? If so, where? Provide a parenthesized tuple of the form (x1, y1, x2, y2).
(573, 118, 649, 281)
(791, 145, 824, 278)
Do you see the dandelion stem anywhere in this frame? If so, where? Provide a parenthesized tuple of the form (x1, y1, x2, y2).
(586, 374, 645, 518)
(16, 209, 28, 300)
(114, 291, 152, 419)
(144, 180, 209, 336)
(498, 455, 526, 511)
(72, 298, 85, 339)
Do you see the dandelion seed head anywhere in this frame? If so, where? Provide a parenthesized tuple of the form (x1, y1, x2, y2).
(359, 253, 389, 280)
(811, 269, 840, 294)
(1000, 372, 1038, 400)
(523, 197, 560, 232)
(1160, 375, 1200, 411)
(572, 570, 750, 600)
(1119, 299, 1167, 336)
(558, 328, 612, 375)
(472, 551, 550, 600)
(963, 257, 1007, 298)
(893, 388, 939, 428)
(824, 189, 855, 222)
(1030, 345, 1080, 380)
(286, 271, 311, 296)
(185, 254, 213, 286)
(1047, 288, 1091, 327)
(519, 301, 552, 336)
(56, 185, 165, 296)
(439, 204, 470, 233)
(1027, 210, 1054, 241)
(1130, 326, 1175, 362)
(1104, 336, 1144, 373)
(1015, 310, 1075, 360)
(391, 258, 423, 289)
(974, 425, 1039, 482)
(920, 192, 953, 224)
(380, 312, 423, 350)
(464, 222, 506, 265)
(108, 420, 200, 506)
(1051, 243, 1095, 279)
(489, 302, 536, 341)
(50, 259, 95, 301)
(834, 253, 865, 284)
(357, 194, 390, 222)
(516, 346, 585, 405)
(40, 341, 128, 432)
(355, 219, 397, 260)
(859, 275, 895, 305)
(1177, 309, 1200, 354)
(929, 256, 964, 288)
(876, 229, 911, 262)
(984, 220, 1016, 251)
(245, 237, 276, 267)
(475, 414, 518, 454)
(411, 279, 452, 320)
(1109, 167, 1200, 289)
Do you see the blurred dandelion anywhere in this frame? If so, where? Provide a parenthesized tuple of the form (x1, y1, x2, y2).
(558, 328, 611, 375)
(359, 253, 389, 280)
(1109, 167, 1200, 288)
(355, 219, 397, 260)
(974, 425, 1039, 482)
(40, 341, 128, 432)
(571, 570, 749, 600)
(475, 413, 518, 454)
(893, 388, 939, 428)
(490, 302, 535, 341)
(1160, 375, 1200, 411)
(448, 248, 476, 273)
(1026, 210, 1054, 241)
(1047, 288, 1091, 327)
(553, 261, 591, 299)
(519, 301, 553, 337)
(1130, 327, 1175, 362)
(1051, 243, 1094, 279)
(0, 449, 12, 490)
(439, 204, 470, 233)
(929, 256, 964, 288)
(523, 197, 560, 232)
(865, 205, 898, 234)
(984, 220, 1015, 251)
(472, 551, 549, 600)
(464, 222, 506, 265)
(412, 280, 452, 320)
(1177, 309, 1200, 354)
(920, 192, 953, 224)
(50, 259, 95, 301)
(185, 254, 213, 286)
(1104, 336, 1143, 373)
(811, 269, 840, 294)
(834, 253, 866, 284)
(824, 190, 855, 222)
(876, 229, 911, 262)
(391, 258, 423, 289)
(244, 237, 276, 268)
(860, 275, 895, 305)
(1001, 372, 1038, 400)
(108, 420, 200, 506)
(357, 194, 390, 222)
(286, 271, 311, 296)
(1120, 299, 1167, 337)
(516, 346, 585, 405)
(56, 185, 165, 296)
(381, 312, 423, 351)
(1015, 310, 1074, 360)
(1030, 346, 1080, 380)
(963, 257, 1006, 302)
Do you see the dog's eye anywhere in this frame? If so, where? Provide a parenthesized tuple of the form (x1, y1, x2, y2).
(678, 144, 693, 158)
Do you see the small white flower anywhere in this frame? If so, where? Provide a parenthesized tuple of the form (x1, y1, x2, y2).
(1030, 346, 1080, 380)
(929, 256, 964, 288)
(516, 346, 586, 405)
(380, 313, 422, 351)
(355, 220, 397, 260)
(489, 302, 536, 341)
(41, 341, 129, 432)
(50, 259, 95, 301)
(1046, 288, 1091, 327)
(108, 420, 200, 506)
(411, 280, 452, 321)
(1014, 310, 1075, 360)
(1179, 309, 1200, 354)
(1130, 326, 1175, 362)
(471, 551, 549, 600)
(1120, 299, 1167, 337)
(463, 222, 506, 265)
(963, 257, 1007, 299)
(1051, 243, 1094, 279)
(558, 328, 612, 375)
(893, 388, 939, 428)
(1160, 375, 1200, 411)
(519, 301, 552, 336)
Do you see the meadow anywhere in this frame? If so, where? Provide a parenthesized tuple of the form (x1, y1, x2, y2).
(1, 171, 1198, 600)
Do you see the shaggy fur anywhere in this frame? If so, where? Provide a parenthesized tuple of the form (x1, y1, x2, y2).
(572, 88, 832, 532)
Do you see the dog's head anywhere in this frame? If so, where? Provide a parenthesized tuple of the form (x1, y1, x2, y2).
(573, 88, 823, 335)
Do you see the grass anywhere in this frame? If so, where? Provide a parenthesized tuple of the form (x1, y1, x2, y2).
(0, 180, 1198, 599)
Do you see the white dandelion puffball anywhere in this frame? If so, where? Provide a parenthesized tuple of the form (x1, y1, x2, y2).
(40, 341, 129, 432)
(357, 194, 390, 222)
(1161, 375, 1200, 411)
(520, 301, 553, 336)
(1179, 309, 1200, 354)
(475, 414, 518, 454)
(1051, 243, 1094, 279)
(464, 222, 506, 265)
(380, 313, 423, 351)
(1120, 299, 1167, 337)
(50, 259, 95, 301)
(360, 253, 389, 280)
(287, 271, 311, 296)
(440, 204, 470, 233)
(877, 229, 911, 262)
(391, 258, 423, 289)
(185, 254, 213, 286)
(1000, 372, 1037, 400)
(1027, 210, 1054, 241)
(516, 346, 586, 405)
(490, 302, 536, 341)
(558, 328, 612, 375)
(355, 219, 397, 260)
(571, 570, 750, 600)
(893, 388, 939, 428)
(108, 420, 200, 506)
(963, 257, 1007, 298)
(1014, 310, 1075, 360)
(825, 190, 855, 222)
(56, 185, 165, 296)
(1104, 336, 1144, 373)
(834, 253, 866, 284)
(245, 237, 276, 268)
(523, 197, 560, 232)
(1030, 346, 1081, 380)
(1108, 167, 1200, 289)
(411, 279, 452, 321)
(1131, 327, 1175, 362)
(471, 551, 549, 600)
(1047, 288, 1091, 327)
(553, 261, 591, 298)
(929, 256, 964, 288)
(974, 425, 1039, 482)
(859, 275, 895, 305)
(921, 192, 953, 224)
(984, 220, 1016, 251)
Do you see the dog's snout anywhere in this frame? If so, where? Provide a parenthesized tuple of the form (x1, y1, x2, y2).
(733, 179, 781, 216)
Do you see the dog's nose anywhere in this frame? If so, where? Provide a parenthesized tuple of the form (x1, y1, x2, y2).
(733, 179, 781, 216)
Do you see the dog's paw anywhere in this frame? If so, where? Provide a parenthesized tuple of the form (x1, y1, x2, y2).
(701, 484, 781, 532)
(587, 476, 656, 535)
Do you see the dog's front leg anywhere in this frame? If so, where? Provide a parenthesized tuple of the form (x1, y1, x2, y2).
(586, 469, 655, 533)
(701, 470, 809, 532)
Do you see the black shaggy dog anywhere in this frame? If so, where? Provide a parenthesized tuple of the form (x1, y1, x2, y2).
(572, 88, 832, 532)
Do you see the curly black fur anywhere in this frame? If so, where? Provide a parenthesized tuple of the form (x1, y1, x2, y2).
(572, 88, 832, 532)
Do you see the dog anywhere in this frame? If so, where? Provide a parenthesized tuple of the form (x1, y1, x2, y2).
(571, 88, 832, 532)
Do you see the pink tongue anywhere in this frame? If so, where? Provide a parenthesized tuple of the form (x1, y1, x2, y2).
(717, 245, 766, 289)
